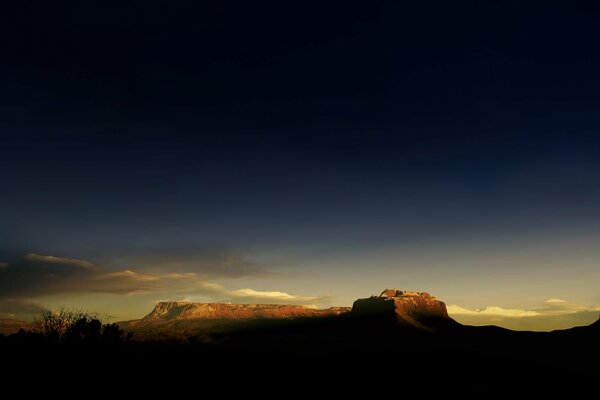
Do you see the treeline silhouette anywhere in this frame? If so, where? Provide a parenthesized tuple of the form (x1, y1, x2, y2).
(0, 309, 131, 345)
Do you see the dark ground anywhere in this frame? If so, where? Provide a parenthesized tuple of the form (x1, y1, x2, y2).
(1, 315, 598, 396)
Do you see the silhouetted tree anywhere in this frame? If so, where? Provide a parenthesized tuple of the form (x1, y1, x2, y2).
(34, 309, 131, 344)
(64, 316, 102, 343)
(102, 323, 132, 343)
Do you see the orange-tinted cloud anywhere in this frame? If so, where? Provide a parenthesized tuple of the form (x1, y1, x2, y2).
(107, 247, 271, 278)
(0, 299, 47, 320)
(448, 299, 600, 331)
(0, 252, 327, 317)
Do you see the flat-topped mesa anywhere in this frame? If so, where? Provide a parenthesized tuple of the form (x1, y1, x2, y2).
(379, 289, 435, 299)
(351, 289, 456, 331)
(142, 301, 349, 322)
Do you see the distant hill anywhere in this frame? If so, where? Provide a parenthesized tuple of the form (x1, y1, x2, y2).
(0, 319, 32, 335)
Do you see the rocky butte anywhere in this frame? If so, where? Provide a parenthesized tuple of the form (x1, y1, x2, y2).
(351, 289, 457, 331)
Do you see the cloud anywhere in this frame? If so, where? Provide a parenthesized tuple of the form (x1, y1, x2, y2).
(447, 305, 540, 317)
(0, 253, 162, 297)
(545, 298, 567, 304)
(168, 280, 327, 305)
(228, 288, 320, 303)
(0, 299, 47, 320)
(108, 247, 271, 278)
(448, 299, 600, 331)
(0, 252, 327, 317)
(0, 252, 264, 298)
(23, 253, 95, 269)
(449, 298, 600, 318)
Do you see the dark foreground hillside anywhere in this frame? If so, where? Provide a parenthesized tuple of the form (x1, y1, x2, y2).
(1, 313, 598, 396)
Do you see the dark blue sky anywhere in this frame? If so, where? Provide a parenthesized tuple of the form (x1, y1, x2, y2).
(1, 1, 600, 327)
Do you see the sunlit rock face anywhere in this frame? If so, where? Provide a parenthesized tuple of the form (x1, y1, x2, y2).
(351, 289, 457, 331)
(142, 302, 349, 321)
(120, 290, 458, 334)
(120, 302, 351, 334)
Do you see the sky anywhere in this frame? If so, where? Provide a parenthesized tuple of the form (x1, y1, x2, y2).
(1, 1, 600, 331)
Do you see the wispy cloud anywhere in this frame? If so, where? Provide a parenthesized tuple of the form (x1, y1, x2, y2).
(229, 288, 317, 302)
(448, 299, 600, 331)
(24, 253, 95, 269)
(158, 280, 326, 304)
(0, 299, 47, 320)
(447, 305, 540, 317)
(545, 298, 567, 304)
(0, 252, 327, 318)
(449, 299, 600, 318)
(0, 253, 161, 297)
(108, 247, 271, 278)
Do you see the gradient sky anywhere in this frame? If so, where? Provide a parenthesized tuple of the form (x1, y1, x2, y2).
(2, 1, 600, 330)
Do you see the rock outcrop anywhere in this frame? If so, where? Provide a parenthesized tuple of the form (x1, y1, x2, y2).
(121, 302, 351, 332)
(351, 289, 457, 331)
(142, 301, 349, 321)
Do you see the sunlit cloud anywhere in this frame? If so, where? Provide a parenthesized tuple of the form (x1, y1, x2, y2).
(0, 252, 327, 319)
(0, 299, 47, 320)
(449, 298, 600, 331)
(0, 253, 163, 296)
(0, 252, 267, 297)
(545, 298, 567, 304)
(447, 305, 540, 317)
(109, 247, 271, 278)
(229, 288, 319, 303)
(171, 280, 327, 304)
(449, 298, 600, 318)
(24, 253, 95, 269)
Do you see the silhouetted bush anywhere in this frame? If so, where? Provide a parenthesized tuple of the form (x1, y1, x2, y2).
(32, 309, 131, 345)
(102, 322, 133, 343)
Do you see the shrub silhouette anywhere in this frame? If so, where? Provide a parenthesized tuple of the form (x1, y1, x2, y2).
(34, 309, 131, 344)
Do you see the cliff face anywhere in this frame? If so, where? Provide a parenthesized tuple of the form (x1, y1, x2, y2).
(351, 289, 456, 331)
(142, 302, 349, 321)
(120, 289, 457, 334)
(121, 302, 351, 332)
